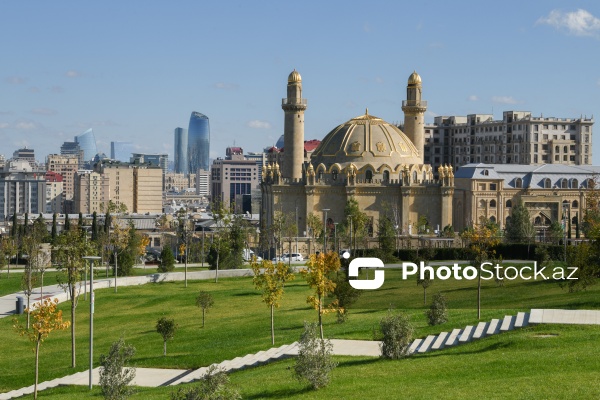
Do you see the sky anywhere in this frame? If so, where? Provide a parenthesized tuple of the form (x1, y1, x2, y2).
(1, 1, 599, 164)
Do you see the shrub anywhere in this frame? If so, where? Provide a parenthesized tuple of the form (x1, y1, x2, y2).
(156, 317, 177, 356)
(99, 338, 136, 400)
(425, 292, 448, 326)
(293, 322, 337, 389)
(378, 310, 414, 359)
(170, 365, 240, 400)
(158, 247, 176, 272)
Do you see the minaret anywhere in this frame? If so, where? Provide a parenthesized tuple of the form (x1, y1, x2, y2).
(282, 69, 307, 180)
(401, 71, 427, 163)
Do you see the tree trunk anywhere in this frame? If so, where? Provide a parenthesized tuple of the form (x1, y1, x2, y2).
(163, 340, 167, 356)
(40, 272, 44, 299)
(202, 309, 206, 328)
(114, 251, 118, 293)
(318, 295, 323, 339)
(270, 304, 275, 345)
(26, 293, 31, 329)
(34, 338, 40, 400)
(71, 285, 76, 368)
(215, 251, 220, 283)
(477, 275, 481, 320)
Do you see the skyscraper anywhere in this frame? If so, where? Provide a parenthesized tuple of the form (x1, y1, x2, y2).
(187, 112, 210, 173)
(174, 127, 188, 174)
(111, 141, 134, 162)
(75, 128, 98, 163)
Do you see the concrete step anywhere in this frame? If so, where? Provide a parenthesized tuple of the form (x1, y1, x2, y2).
(473, 322, 489, 340)
(417, 335, 437, 353)
(445, 328, 462, 347)
(431, 332, 449, 351)
(500, 315, 515, 332)
(407, 338, 422, 354)
(486, 319, 501, 335)
(458, 325, 475, 344)
(515, 312, 529, 328)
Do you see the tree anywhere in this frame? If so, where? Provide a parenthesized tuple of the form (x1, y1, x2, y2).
(21, 219, 48, 329)
(13, 298, 70, 400)
(99, 338, 136, 400)
(506, 199, 535, 243)
(293, 322, 337, 390)
(55, 228, 96, 367)
(158, 246, 175, 272)
(91, 212, 99, 242)
(1, 236, 17, 277)
(378, 309, 414, 359)
(251, 259, 295, 344)
(426, 292, 448, 326)
(331, 264, 361, 323)
(377, 215, 396, 256)
(64, 213, 71, 231)
(51, 213, 58, 243)
(306, 212, 323, 255)
(548, 220, 564, 245)
(170, 365, 240, 400)
(417, 276, 432, 306)
(195, 291, 214, 328)
(210, 201, 232, 282)
(461, 217, 501, 319)
(343, 198, 368, 254)
(156, 317, 177, 356)
(301, 252, 341, 339)
(417, 214, 431, 234)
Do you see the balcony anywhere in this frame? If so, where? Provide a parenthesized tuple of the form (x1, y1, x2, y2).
(281, 98, 307, 106)
(402, 100, 428, 107)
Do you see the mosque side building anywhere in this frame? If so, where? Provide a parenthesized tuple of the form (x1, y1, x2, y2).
(261, 70, 454, 244)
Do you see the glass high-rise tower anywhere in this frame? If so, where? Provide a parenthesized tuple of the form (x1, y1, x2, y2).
(111, 141, 134, 162)
(174, 127, 188, 174)
(187, 112, 210, 173)
(75, 128, 98, 163)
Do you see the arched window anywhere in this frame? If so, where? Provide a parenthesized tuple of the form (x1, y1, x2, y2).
(506, 199, 512, 208)
(318, 170, 324, 180)
(490, 200, 496, 208)
(383, 170, 389, 182)
(534, 216, 542, 225)
(515, 178, 522, 188)
(561, 178, 568, 189)
(483, 170, 489, 176)
(489, 216, 496, 223)
(412, 171, 417, 182)
(332, 170, 338, 181)
(366, 170, 373, 181)
(572, 216, 578, 225)
(571, 178, 578, 188)
(588, 178, 595, 189)
(479, 199, 486, 208)
(423, 171, 427, 182)
(563, 146, 568, 153)
(555, 146, 560, 153)
(572, 200, 579, 208)
(544, 178, 551, 188)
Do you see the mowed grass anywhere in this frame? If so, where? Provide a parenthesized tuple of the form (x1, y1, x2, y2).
(15, 324, 600, 399)
(2, 263, 600, 396)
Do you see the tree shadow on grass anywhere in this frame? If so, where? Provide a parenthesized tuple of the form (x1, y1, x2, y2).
(244, 385, 313, 399)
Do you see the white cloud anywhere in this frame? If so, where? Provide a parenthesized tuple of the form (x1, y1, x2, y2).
(0, 122, 9, 129)
(31, 108, 58, 116)
(65, 70, 82, 78)
(5, 76, 27, 84)
(468, 95, 479, 101)
(426, 111, 439, 119)
(537, 9, 600, 37)
(15, 121, 36, 130)
(247, 120, 272, 129)
(492, 96, 519, 105)
(214, 82, 239, 90)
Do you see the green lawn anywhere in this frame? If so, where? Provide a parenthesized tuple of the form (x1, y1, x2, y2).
(14, 324, 600, 399)
(2, 264, 600, 397)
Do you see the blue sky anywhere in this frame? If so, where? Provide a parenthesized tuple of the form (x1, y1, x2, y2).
(1, 1, 599, 163)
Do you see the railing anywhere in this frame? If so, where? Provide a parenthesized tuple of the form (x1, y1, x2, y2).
(402, 100, 428, 107)
(281, 98, 307, 106)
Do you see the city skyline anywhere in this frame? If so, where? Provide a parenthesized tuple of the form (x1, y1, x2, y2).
(1, 2, 599, 163)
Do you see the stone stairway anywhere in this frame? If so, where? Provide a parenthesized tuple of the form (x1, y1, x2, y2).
(408, 312, 530, 355)
(168, 342, 299, 385)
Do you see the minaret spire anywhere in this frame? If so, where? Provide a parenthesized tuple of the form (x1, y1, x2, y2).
(282, 70, 307, 180)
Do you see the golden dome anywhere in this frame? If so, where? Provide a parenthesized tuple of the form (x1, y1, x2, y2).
(408, 71, 422, 85)
(310, 111, 421, 170)
(288, 69, 302, 83)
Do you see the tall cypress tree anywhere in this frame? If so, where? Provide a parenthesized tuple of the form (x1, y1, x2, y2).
(104, 211, 111, 233)
(23, 213, 29, 235)
(91, 212, 98, 241)
(64, 214, 71, 232)
(11, 213, 17, 237)
(51, 213, 58, 243)
(78, 212, 84, 228)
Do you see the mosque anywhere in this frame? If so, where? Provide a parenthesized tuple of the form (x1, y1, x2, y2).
(260, 70, 454, 241)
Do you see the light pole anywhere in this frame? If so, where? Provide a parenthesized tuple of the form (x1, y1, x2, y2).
(322, 209, 330, 253)
(334, 222, 339, 254)
(83, 256, 101, 390)
(201, 226, 205, 268)
(562, 203, 568, 262)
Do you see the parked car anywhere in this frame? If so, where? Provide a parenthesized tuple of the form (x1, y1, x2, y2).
(281, 253, 304, 262)
(272, 257, 283, 262)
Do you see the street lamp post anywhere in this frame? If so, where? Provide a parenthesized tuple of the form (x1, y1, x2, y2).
(334, 223, 339, 254)
(563, 203, 568, 262)
(83, 256, 101, 390)
(322, 209, 330, 253)
(201, 226, 205, 268)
